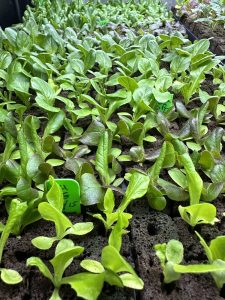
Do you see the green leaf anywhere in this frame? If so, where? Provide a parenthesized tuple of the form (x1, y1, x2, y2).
(27, 257, 53, 282)
(0, 51, 12, 69)
(104, 189, 115, 214)
(108, 213, 132, 252)
(26, 154, 43, 179)
(147, 184, 167, 211)
(210, 237, 225, 261)
(148, 142, 167, 180)
(163, 142, 176, 168)
(0, 199, 27, 262)
(96, 50, 112, 72)
(174, 263, 225, 274)
(31, 77, 56, 102)
(210, 164, 225, 183)
(201, 182, 224, 202)
(119, 172, 150, 211)
(164, 261, 181, 283)
(130, 146, 145, 163)
(195, 231, 213, 262)
(186, 142, 201, 152)
(16, 177, 39, 201)
(171, 56, 190, 74)
(198, 151, 214, 170)
(158, 179, 189, 202)
(118, 76, 138, 93)
(7, 73, 30, 102)
(35, 94, 60, 112)
(32, 236, 57, 250)
(50, 242, 84, 282)
(80, 173, 104, 206)
(46, 159, 64, 167)
(104, 269, 123, 287)
(178, 203, 218, 227)
(153, 89, 173, 104)
(38, 202, 72, 240)
(102, 245, 143, 289)
(168, 169, 187, 189)
(120, 273, 144, 290)
(44, 111, 65, 136)
(211, 260, 225, 289)
(80, 260, 105, 274)
(63, 273, 105, 300)
(0, 269, 22, 285)
(96, 131, 110, 185)
(166, 240, 184, 264)
(46, 176, 64, 211)
(80, 120, 105, 146)
(102, 245, 136, 275)
(180, 153, 203, 205)
(70, 222, 93, 236)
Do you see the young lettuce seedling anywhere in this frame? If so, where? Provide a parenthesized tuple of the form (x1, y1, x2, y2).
(27, 239, 85, 300)
(172, 232, 225, 288)
(92, 188, 132, 231)
(178, 203, 218, 227)
(0, 199, 27, 285)
(93, 171, 149, 231)
(64, 245, 144, 299)
(154, 239, 184, 283)
(155, 238, 225, 286)
(28, 240, 143, 300)
(193, 232, 225, 288)
(32, 177, 93, 250)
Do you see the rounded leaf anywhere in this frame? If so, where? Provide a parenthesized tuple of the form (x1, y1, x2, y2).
(120, 273, 144, 290)
(80, 259, 105, 273)
(1, 269, 22, 285)
(32, 236, 56, 250)
(166, 240, 184, 264)
(72, 222, 94, 235)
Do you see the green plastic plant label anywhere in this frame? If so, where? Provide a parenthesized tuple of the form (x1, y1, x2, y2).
(46, 179, 81, 214)
(98, 19, 109, 26)
(158, 94, 174, 113)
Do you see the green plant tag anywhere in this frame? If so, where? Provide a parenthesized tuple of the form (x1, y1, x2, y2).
(98, 19, 109, 26)
(158, 94, 174, 113)
(46, 179, 81, 214)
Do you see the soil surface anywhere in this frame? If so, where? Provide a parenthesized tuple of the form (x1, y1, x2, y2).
(1, 195, 225, 299)
(177, 13, 225, 56)
(130, 198, 225, 300)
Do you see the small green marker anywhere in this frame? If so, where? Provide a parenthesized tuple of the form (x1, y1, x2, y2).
(158, 94, 174, 113)
(98, 19, 110, 26)
(46, 179, 81, 214)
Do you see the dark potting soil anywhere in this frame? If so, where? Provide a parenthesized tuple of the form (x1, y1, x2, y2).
(179, 14, 225, 56)
(0, 214, 135, 300)
(1, 194, 225, 299)
(130, 197, 225, 300)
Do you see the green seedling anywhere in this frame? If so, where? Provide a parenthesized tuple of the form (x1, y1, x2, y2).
(117, 172, 150, 212)
(178, 203, 218, 227)
(155, 238, 225, 285)
(0, 199, 27, 284)
(173, 232, 225, 288)
(154, 239, 184, 283)
(147, 141, 174, 211)
(92, 188, 132, 231)
(27, 239, 85, 300)
(32, 177, 93, 249)
(64, 245, 144, 299)
(92, 171, 149, 231)
(28, 241, 143, 300)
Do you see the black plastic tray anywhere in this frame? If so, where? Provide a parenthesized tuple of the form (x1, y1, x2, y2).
(0, 0, 31, 29)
